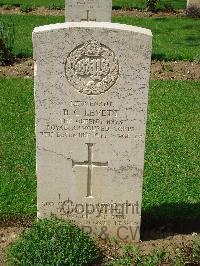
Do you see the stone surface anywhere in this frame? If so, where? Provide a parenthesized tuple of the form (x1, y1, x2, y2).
(33, 22, 152, 241)
(65, 0, 112, 22)
(187, 0, 200, 7)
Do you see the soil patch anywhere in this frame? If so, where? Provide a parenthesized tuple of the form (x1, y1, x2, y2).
(101, 233, 199, 262)
(113, 8, 185, 18)
(0, 6, 64, 16)
(0, 58, 199, 80)
(151, 60, 200, 80)
(0, 226, 24, 266)
(0, 6, 186, 18)
(0, 58, 33, 79)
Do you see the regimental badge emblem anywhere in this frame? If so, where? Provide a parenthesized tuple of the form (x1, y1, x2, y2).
(65, 40, 119, 95)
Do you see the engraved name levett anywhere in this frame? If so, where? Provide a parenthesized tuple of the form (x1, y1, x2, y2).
(65, 41, 119, 95)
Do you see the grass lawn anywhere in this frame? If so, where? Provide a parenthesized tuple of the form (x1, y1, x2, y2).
(0, 78, 36, 218)
(113, 16, 200, 61)
(0, 0, 187, 10)
(0, 78, 199, 226)
(1, 15, 200, 61)
(143, 80, 200, 228)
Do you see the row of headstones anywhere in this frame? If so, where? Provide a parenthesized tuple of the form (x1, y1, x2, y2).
(33, 0, 152, 241)
(65, 0, 200, 21)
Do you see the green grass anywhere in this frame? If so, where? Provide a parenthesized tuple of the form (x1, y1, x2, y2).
(0, 78, 36, 218)
(143, 80, 200, 228)
(113, 16, 200, 61)
(0, 78, 200, 228)
(0, 0, 65, 8)
(1, 15, 200, 61)
(158, 0, 186, 10)
(1, 15, 62, 58)
(0, 0, 187, 10)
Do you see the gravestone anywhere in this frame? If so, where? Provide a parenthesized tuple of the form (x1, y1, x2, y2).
(33, 22, 152, 242)
(187, 0, 200, 7)
(65, 0, 112, 22)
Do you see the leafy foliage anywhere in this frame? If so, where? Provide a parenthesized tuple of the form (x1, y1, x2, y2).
(192, 238, 200, 264)
(19, 4, 33, 13)
(146, 0, 160, 11)
(48, 3, 63, 10)
(105, 244, 168, 266)
(0, 17, 14, 65)
(105, 238, 200, 265)
(6, 217, 101, 266)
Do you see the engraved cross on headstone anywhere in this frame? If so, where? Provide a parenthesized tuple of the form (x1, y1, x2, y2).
(72, 143, 108, 197)
(81, 10, 96, 22)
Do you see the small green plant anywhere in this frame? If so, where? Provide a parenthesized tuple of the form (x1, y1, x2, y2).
(163, 63, 174, 72)
(133, 245, 143, 265)
(142, 249, 168, 266)
(105, 244, 168, 266)
(0, 17, 14, 65)
(146, 0, 160, 11)
(163, 3, 174, 12)
(173, 248, 185, 266)
(48, 3, 64, 10)
(115, 244, 134, 265)
(20, 5, 33, 13)
(195, 53, 200, 63)
(6, 217, 101, 266)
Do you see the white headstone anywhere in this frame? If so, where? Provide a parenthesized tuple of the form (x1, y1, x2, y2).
(33, 22, 152, 242)
(65, 0, 112, 22)
(187, 0, 200, 7)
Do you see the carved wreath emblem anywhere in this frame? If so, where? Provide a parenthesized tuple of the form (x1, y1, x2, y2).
(65, 41, 119, 95)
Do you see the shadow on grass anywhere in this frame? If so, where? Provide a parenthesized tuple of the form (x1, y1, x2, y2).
(182, 24, 200, 30)
(153, 17, 168, 21)
(184, 35, 200, 47)
(141, 202, 200, 240)
(151, 52, 184, 61)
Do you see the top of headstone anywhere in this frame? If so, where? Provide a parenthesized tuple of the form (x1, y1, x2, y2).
(33, 22, 152, 37)
(65, 0, 112, 22)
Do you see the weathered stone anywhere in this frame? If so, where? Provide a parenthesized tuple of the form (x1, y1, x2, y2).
(33, 22, 152, 241)
(187, 0, 200, 7)
(65, 0, 112, 22)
